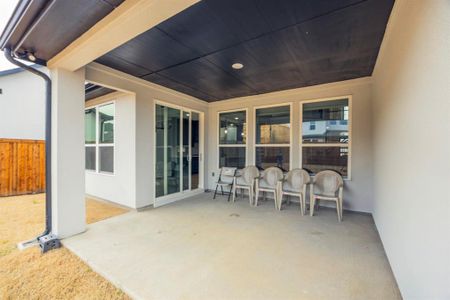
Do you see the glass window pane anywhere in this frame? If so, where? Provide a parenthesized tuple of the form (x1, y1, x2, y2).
(302, 99, 348, 144)
(99, 146, 114, 173)
(85, 108, 96, 144)
(85, 147, 96, 170)
(99, 103, 114, 144)
(219, 147, 246, 169)
(191, 112, 200, 190)
(219, 111, 246, 144)
(302, 146, 348, 177)
(255, 147, 289, 171)
(155, 105, 181, 197)
(256, 106, 290, 144)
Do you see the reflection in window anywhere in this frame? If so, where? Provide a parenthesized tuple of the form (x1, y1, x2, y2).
(255, 105, 290, 171)
(255, 147, 290, 171)
(85, 102, 115, 174)
(85, 108, 96, 144)
(99, 146, 114, 173)
(302, 147, 348, 177)
(155, 105, 181, 197)
(302, 99, 348, 144)
(219, 147, 246, 169)
(99, 103, 114, 144)
(256, 105, 290, 144)
(85, 147, 96, 171)
(218, 110, 246, 168)
(219, 111, 246, 144)
(301, 99, 350, 178)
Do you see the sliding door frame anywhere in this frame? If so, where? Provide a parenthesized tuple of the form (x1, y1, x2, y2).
(153, 99, 204, 207)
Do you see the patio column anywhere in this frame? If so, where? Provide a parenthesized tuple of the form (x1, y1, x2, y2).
(50, 67, 86, 238)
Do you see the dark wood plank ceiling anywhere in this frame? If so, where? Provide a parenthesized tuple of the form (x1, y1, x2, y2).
(97, 0, 394, 102)
(85, 83, 115, 101)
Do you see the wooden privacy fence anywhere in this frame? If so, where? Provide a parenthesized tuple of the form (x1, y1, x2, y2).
(0, 139, 45, 197)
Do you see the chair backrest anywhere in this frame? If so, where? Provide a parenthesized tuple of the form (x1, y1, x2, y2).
(285, 168, 310, 189)
(219, 167, 236, 183)
(313, 170, 344, 196)
(261, 167, 284, 187)
(239, 165, 259, 185)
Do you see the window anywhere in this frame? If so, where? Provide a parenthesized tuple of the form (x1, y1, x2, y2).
(255, 105, 290, 171)
(218, 110, 246, 168)
(301, 98, 350, 178)
(85, 102, 115, 174)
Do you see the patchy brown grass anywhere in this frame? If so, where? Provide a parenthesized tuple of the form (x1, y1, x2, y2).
(0, 193, 130, 299)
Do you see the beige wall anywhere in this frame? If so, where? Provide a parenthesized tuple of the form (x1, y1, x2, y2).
(86, 63, 208, 208)
(207, 77, 374, 212)
(371, 0, 450, 298)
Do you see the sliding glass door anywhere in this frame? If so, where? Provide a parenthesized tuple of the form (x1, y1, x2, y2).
(155, 104, 201, 198)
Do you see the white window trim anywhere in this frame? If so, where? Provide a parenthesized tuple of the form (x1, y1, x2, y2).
(300, 95, 352, 180)
(253, 102, 293, 170)
(217, 108, 248, 169)
(85, 100, 115, 176)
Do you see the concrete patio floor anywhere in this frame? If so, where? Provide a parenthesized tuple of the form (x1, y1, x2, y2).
(63, 193, 401, 300)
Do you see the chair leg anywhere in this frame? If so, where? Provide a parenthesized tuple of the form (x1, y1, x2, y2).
(249, 188, 253, 206)
(310, 197, 315, 216)
(336, 200, 341, 222)
(274, 191, 278, 210)
(227, 185, 232, 202)
(299, 195, 304, 215)
(278, 193, 282, 211)
(339, 198, 343, 221)
(213, 184, 218, 199)
(220, 185, 224, 195)
(232, 185, 236, 203)
(255, 187, 259, 207)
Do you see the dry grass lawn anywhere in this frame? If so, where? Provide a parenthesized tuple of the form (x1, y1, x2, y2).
(0, 193, 130, 299)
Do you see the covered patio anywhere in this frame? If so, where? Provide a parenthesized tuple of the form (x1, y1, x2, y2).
(1, 0, 448, 299)
(64, 193, 400, 299)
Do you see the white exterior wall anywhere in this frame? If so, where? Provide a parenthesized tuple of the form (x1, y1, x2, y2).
(207, 78, 374, 212)
(85, 63, 208, 209)
(371, 1, 450, 298)
(85, 92, 137, 208)
(0, 69, 46, 140)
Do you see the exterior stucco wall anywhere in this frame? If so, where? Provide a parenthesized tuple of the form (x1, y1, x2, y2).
(207, 78, 374, 213)
(85, 92, 137, 208)
(371, 0, 450, 298)
(85, 63, 208, 209)
(0, 69, 46, 140)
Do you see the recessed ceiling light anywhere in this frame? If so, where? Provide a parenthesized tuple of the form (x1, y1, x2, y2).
(232, 63, 244, 70)
(235, 117, 239, 120)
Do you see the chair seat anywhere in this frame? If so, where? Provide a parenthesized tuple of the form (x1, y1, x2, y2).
(235, 176, 251, 186)
(314, 194, 339, 201)
(216, 181, 233, 186)
(258, 179, 276, 190)
(282, 182, 301, 193)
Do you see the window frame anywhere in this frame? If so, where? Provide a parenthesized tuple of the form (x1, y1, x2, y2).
(253, 103, 293, 170)
(217, 108, 248, 169)
(300, 95, 352, 180)
(85, 100, 115, 176)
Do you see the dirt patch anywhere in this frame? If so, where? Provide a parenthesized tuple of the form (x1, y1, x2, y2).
(0, 193, 130, 299)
